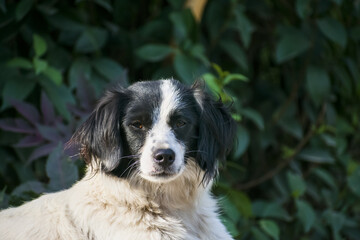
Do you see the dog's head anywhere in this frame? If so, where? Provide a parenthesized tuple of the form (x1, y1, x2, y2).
(71, 79, 236, 183)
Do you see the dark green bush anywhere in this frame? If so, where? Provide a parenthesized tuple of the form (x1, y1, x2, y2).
(0, 0, 359, 239)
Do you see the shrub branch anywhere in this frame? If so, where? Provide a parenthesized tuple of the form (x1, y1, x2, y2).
(235, 103, 327, 190)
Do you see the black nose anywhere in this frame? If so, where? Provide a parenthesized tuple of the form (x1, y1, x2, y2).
(153, 149, 175, 167)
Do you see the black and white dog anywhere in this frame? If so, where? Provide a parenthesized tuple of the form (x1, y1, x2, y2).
(0, 79, 236, 240)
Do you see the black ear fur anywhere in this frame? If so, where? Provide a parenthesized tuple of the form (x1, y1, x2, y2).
(70, 87, 129, 172)
(192, 82, 237, 182)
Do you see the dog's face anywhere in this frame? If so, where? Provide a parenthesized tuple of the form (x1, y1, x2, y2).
(122, 80, 198, 182)
(71, 79, 236, 183)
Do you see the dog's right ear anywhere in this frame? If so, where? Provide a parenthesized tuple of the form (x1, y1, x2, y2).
(69, 87, 130, 172)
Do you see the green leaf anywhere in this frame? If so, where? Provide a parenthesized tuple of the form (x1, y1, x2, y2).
(190, 44, 209, 66)
(296, 199, 316, 233)
(75, 27, 108, 53)
(46, 143, 78, 191)
(40, 79, 75, 122)
(33, 58, 48, 75)
(33, 34, 47, 57)
(233, 125, 250, 159)
(169, 9, 196, 43)
(252, 201, 291, 221)
(275, 29, 311, 63)
(15, 0, 33, 21)
(281, 146, 295, 159)
(220, 216, 239, 238)
(43, 66, 63, 85)
(323, 210, 346, 240)
(233, 6, 255, 48)
(228, 190, 252, 218)
(241, 108, 264, 130)
(347, 167, 360, 197)
(251, 227, 271, 240)
(346, 58, 360, 89)
(312, 168, 337, 190)
(296, 0, 312, 19)
(317, 17, 347, 48)
(92, 58, 127, 85)
(202, 73, 221, 94)
(7, 58, 33, 69)
(333, 65, 352, 96)
(46, 14, 84, 31)
(233, 5, 255, 48)
(259, 220, 280, 240)
(287, 172, 306, 198)
(1, 78, 36, 110)
(278, 118, 303, 139)
(219, 40, 248, 70)
(12, 181, 46, 196)
(219, 196, 242, 222)
(0, 0, 6, 13)
(306, 66, 331, 106)
(231, 113, 242, 122)
(298, 148, 335, 164)
(174, 52, 204, 84)
(135, 44, 174, 62)
(93, 0, 113, 12)
(68, 58, 92, 90)
(332, 0, 343, 4)
(223, 73, 248, 85)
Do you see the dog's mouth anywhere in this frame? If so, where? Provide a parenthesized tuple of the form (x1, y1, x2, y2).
(149, 171, 176, 178)
(142, 166, 183, 182)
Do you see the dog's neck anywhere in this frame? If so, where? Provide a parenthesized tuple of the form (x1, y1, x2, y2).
(82, 160, 211, 211)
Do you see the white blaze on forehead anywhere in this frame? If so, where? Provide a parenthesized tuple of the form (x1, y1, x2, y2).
(158, 80, 181, 122)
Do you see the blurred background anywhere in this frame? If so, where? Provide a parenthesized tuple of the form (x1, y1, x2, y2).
(0, 0, 359, 239)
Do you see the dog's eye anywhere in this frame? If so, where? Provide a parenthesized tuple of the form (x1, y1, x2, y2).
(175, 120, 186, 128)
(131, 121, 144, 130)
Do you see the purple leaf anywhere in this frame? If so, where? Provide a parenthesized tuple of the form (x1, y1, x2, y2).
(55, 121, 72, 140)
(67, 104, 89, 118)
(28, 142, 58, 163)
(76, 77, 96, 111)
(10, 99, 40, 125)
(14, 135, 44, 148)
(0, 118, 35, 134)
(36, 124, 63, 142)
(41, 91, 56, 124)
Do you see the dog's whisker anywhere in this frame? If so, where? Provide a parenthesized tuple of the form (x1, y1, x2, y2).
(119, 154, 141, 160)
(119, 160, 139, 178)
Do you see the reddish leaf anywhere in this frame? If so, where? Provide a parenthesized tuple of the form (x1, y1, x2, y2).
(41, 91, 56, 124)
(28, 142, 58, 163)
(55, 121, 72, 139)
(14, 135, 44, 148)
(10, 99, 40, 125)
(36, 124, 62, 142)
(0, 118, 35, 134)
(76, 77, 96, 111)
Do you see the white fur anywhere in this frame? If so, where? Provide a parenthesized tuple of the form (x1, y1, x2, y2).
(0, 161, 233, 240)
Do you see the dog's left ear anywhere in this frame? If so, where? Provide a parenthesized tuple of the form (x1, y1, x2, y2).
(70, 87, 129, 172)
(192, 81, 237, 182)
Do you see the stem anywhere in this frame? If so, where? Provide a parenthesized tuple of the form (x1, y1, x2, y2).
(235, 103, 327, 190)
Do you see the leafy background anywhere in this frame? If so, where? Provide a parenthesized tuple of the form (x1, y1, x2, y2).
(0, 0, 359, 239)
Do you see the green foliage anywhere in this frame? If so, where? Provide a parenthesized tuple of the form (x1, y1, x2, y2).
(0, 0, 359, 239)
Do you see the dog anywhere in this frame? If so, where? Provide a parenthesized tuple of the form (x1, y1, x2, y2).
(0, 79, 236, 240)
